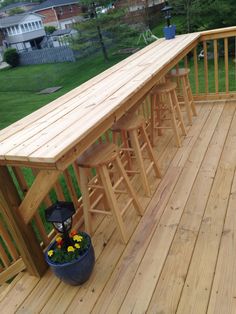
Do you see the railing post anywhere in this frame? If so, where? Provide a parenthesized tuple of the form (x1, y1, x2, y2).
(0, 166, 48, 277)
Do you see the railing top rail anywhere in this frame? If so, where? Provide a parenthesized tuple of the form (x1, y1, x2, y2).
(200, 26, 236, 41)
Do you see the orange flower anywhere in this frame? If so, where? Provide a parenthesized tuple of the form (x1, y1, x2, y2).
(70, 230, 77, 237)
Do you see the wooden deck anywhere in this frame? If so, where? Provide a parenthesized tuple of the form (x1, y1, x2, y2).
(1, 100, 236, 314)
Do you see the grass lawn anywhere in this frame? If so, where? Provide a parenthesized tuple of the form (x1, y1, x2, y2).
(0, 52, 126, 130)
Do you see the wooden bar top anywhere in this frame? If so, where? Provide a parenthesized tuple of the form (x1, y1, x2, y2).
(0, 32, 200, 170)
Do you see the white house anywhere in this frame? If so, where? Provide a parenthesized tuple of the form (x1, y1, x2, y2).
(0, 13, 46, 51)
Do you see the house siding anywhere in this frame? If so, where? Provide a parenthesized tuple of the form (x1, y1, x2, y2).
(5, 29, 45, 44)
(35, 4, 82, 27)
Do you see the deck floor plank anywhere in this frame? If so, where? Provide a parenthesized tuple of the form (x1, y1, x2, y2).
(207, 171, 236, 314)
(147, 102, 236, 314)
(176, 104, 236, 314)
(118, 103, 225, 313)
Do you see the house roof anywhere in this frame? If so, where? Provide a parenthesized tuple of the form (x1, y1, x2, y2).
(33, 0, 80, 12)
(52, 28, 73, 36)
(0, 13, 42, 28)
(0, 2, 37, 13)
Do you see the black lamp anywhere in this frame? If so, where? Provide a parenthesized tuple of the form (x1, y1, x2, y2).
(161, 1, 175, 40)
(45, 201, 75, 245)
(161, 1, 173, 27)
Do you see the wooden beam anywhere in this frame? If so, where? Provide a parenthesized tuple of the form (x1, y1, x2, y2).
(224, 37, 229, 93)
(200, 26, 236, 41)
(193, 92, 236, 101)
(193, 47, 199, 95)
(0, 166, 47, 277)
(203, 41, 209, 94)
(0, 259, 25, 285)
(214, 39, 219, 94)
(19, 169, 60, 224)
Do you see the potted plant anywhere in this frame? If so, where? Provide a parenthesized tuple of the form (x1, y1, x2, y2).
(45, 201, 95, 286)
(161, 1, 176, 40)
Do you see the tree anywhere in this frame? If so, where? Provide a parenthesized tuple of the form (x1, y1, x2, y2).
(170, 0, 236, 33)
(73, 1, 138, 61)
(8, 7, 24, 15)
(170, 0, 198, 33)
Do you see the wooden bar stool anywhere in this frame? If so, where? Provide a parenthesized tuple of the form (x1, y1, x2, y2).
(77, 143, 143, 244)
(150, 81, 187, 147)
(167, 68, 197, 125)
(112, 113, 162, 197)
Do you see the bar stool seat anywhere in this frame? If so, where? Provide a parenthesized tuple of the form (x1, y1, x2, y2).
(77, 142, 143, 244)
(151, 81, 187, 147)
(167, 68, 197, 125)
(112, 113, 162, 197)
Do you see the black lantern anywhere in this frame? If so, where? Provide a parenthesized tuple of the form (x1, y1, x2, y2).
(45, 201, 75, 245)
(161, 1, 173, 27)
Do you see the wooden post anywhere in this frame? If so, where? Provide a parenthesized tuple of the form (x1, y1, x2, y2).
(0, 166, 48, 277)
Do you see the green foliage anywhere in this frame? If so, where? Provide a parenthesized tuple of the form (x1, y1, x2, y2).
(170, 0, 236, 33)
(3, 48, 19, 67)
(72, 4, 139, 60)
(44, 25, 57, 34)
(8, 7, 24, 15)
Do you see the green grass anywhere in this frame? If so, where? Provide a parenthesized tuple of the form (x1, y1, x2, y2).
(0, 52, 126, 130)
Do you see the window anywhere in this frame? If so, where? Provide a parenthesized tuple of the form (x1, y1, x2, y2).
(15, 25, 20, 34)
(32, 22, 36, 30)
(70, 5, 73, 12)
(7, 27, 12, 35)
(39, 21, 42, 28)
(20, 24, 25, 32)
(24, 23, 29, 31)
(28, 23, 32, 31)
(59, 7, 63, 15)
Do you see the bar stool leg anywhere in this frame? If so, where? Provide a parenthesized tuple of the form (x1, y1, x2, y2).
(140, 125, 162, 178)
(181, 76, 193, 125)
(150, 94, 155, 147)
(185, 75, 197, 116)
(115, 156, 143, 216)
(98, 165, 128, 244)
(166, 93, 181, 148)
(172, 90, 187, 136)
(129, 129, 151, 196)
(79, 167, 93, 235)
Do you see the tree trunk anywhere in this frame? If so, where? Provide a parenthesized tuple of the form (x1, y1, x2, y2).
(92, 2, 109, 61)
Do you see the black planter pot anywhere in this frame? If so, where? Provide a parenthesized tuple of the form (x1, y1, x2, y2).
(45, 232, 95, 286)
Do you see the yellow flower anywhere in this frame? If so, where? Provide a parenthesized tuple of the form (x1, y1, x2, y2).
(73, 235, 83, 242)
(56, 236, 63, 243)
(67, 246, 75, 253)
(48, 250, 54, 257)
(75, 243, 80, 249)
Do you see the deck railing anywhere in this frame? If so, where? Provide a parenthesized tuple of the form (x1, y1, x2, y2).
(1, 26, 236, 283)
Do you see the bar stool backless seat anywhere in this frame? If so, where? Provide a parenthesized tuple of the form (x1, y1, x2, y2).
(151, 81, 187, 147)
(112, 113, 162, 197)
(77, 142, 143, 244)
(167, 68, 197, 125)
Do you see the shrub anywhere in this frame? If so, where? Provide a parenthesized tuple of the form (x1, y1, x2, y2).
(44, 26, 57, 34)
(3, 48, 20, 67)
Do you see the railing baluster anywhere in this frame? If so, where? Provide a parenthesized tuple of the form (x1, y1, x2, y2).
(214, 39, 219, 93)
(184, 55, 188, 68)
(193, 47, 199, 95)
(203, 41, 209, 94)
(224, 37, 229, 93)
